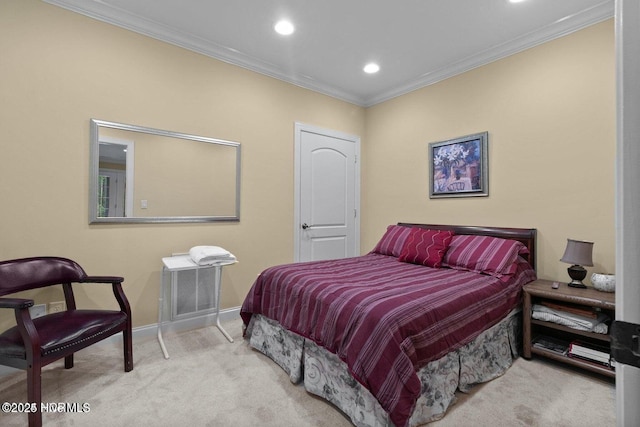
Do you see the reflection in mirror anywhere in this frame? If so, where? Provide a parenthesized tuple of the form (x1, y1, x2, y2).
(90, 119, 241, 223)
(97, 136, 134, 218)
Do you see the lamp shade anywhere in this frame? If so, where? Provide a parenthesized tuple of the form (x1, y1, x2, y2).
(560, 239, 594, 266)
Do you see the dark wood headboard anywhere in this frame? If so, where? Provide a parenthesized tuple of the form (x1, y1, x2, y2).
(397, 223, 537, 271)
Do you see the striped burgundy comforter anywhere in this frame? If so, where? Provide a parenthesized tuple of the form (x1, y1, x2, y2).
(241, 253, 536, 427)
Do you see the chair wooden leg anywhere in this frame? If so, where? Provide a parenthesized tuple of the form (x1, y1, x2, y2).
(27, 363, 42, 427)
(64, 354, 74, 369)
(123, 328, 133, 372)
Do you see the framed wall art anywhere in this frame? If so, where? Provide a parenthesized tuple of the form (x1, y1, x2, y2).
(428, 131, 488, 198)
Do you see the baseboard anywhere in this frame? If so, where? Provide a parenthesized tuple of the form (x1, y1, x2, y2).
(130, 305, 242, 343)
(0, 306, 241, 378)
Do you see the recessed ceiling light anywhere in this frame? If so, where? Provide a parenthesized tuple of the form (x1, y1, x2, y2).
(509, 0, 527, 3)
(363, 63, 380, 74)
(274, 20, 295, 35)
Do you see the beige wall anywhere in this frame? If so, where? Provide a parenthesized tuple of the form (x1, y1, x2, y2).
(0, 1, 614, 329)
(362, 20, 615, 283)
(0, 0, 365, 327)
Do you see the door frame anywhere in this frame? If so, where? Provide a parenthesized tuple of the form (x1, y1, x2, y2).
(615, 0, 640, 424)
(293, 122, 361, 262)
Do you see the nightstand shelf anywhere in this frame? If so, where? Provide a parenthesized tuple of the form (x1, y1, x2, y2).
(530, 345, 615, 377)
(523, 279, 615, 378)
(530, 319, 611, 342)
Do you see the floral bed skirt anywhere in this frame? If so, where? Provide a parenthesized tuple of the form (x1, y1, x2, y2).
(245, 310, 521, 426)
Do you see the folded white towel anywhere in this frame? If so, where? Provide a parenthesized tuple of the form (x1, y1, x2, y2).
(532, 304, 609, 333)
(189, 246, 236, 266)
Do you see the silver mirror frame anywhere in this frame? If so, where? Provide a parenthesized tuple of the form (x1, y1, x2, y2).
(89, 119, 241, 224)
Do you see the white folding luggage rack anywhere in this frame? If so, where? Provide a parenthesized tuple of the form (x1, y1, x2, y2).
(157, 254, 237, 359)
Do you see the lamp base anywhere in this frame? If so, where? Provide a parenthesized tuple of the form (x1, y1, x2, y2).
(566, 264, 587, 289)
(567, 280, 587, 289)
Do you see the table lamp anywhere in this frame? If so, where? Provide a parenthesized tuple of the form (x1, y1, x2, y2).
(560, 239, 594, 288)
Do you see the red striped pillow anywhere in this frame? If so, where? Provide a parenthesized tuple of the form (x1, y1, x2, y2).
(371, 225, 413, 257)
(398, 228, 454, 268)
(442, 235, 528, 277)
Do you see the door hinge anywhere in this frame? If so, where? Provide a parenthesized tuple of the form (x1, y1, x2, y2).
(611, 320, 640, 369)
(354, 209, 357, 218)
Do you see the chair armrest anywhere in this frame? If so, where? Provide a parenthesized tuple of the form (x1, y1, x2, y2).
(0, 297, 34, 309)
(80, 275, 124, 284)
(77, 276, 130, 316)
(0, 298, 40, 359)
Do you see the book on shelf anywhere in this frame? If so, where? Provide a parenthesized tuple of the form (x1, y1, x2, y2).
(569, 348, 610, 364)
(532, 335, 569, 355)
(568, 353, 614, 369)
(569, 340, 609, 357)
(568, 340, 613, 367)
(540, 301, 598, 319)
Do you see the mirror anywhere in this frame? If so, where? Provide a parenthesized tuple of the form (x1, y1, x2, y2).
(90, 119, 240, 223)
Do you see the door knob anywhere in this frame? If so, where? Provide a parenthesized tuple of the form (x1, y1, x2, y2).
(301, 223, 310, 230)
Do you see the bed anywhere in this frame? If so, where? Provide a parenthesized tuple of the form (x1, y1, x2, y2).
(240, 223, 537, 426)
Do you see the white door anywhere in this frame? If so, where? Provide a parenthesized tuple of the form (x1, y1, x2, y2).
(616, 0, 640, 424)
(294, 123, 360, 262)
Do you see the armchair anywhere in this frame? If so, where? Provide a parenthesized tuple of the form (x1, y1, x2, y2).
(0, 257, 133, 427)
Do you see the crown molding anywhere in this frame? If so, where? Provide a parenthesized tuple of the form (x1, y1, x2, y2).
(43, 0, 364, 105)
(44, 0, 614, 107)
(362, 1, 614, 106)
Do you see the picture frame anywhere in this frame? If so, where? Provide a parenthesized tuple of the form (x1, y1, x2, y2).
(428, 131, 488, 198)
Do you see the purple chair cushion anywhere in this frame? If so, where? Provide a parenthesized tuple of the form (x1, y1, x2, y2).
(0, 310, 127, 359)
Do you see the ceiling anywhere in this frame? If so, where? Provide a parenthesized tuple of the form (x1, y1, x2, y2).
(44, 0, 613, 107)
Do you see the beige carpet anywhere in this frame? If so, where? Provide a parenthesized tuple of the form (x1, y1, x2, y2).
(0, 318, 615, 426)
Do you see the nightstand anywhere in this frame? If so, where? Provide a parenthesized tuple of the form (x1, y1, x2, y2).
(522, 279, 615, 378)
